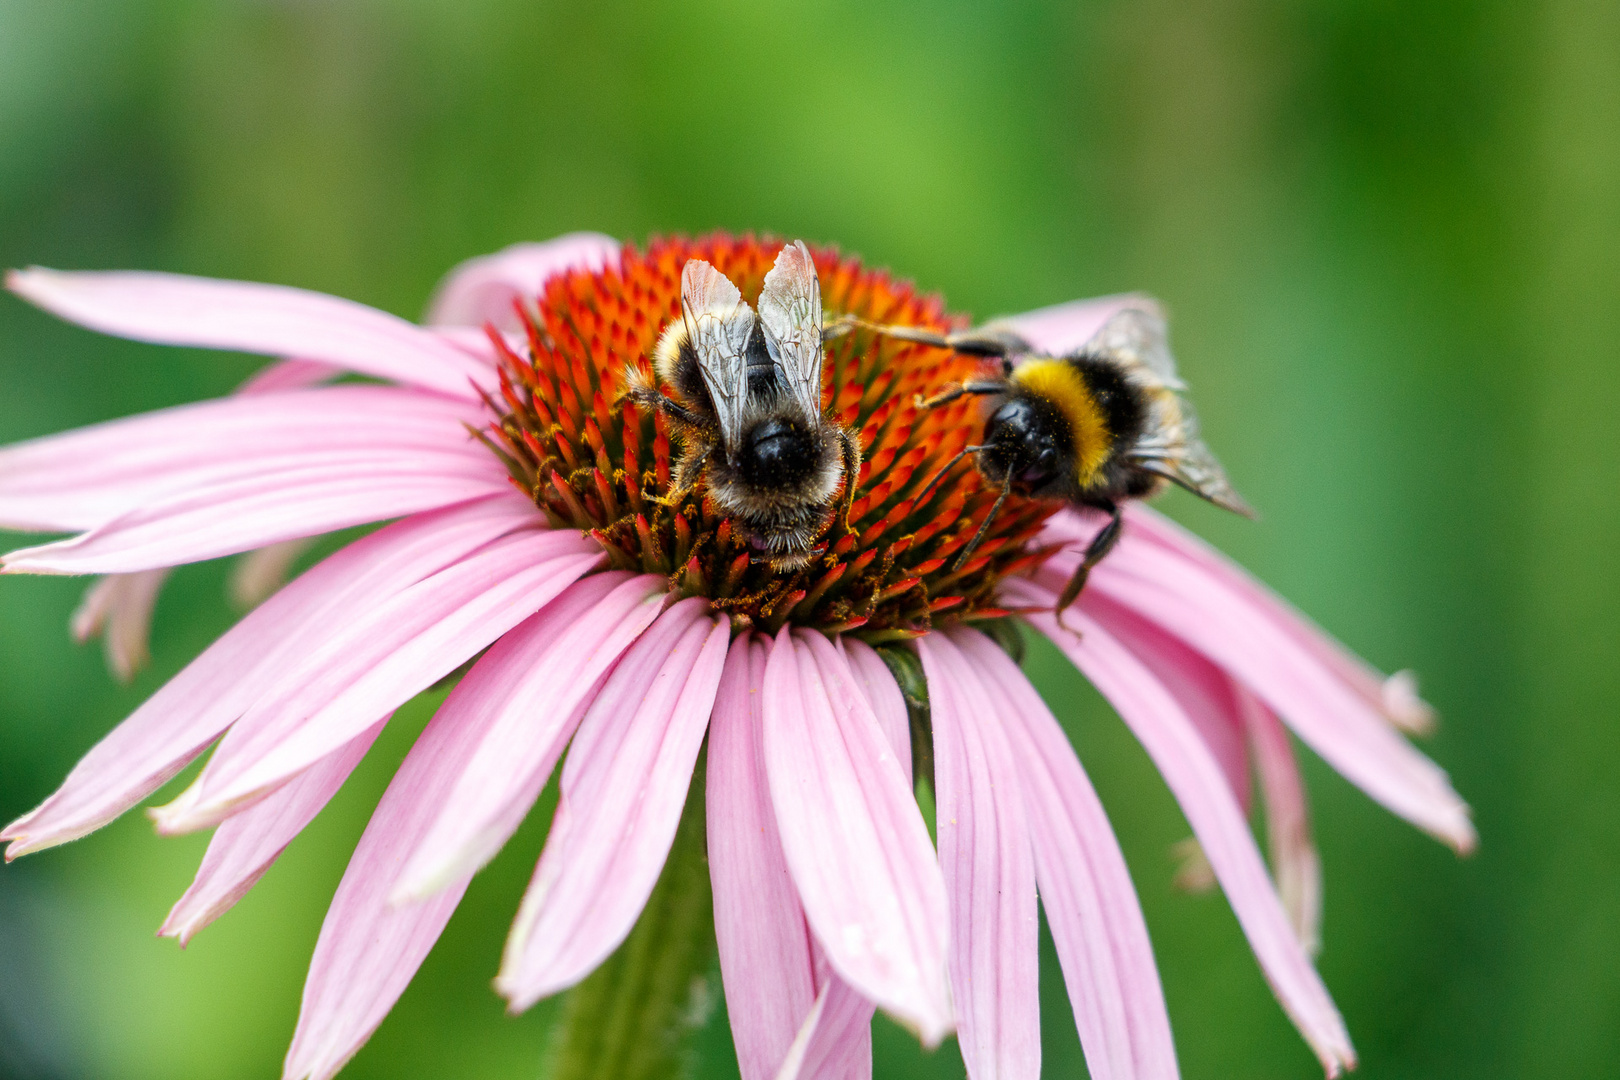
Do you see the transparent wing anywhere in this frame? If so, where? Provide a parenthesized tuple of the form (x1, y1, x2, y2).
(757, 239, 825, 424)
(1082, 304, 1185, 390)
(1130, 403, 1254, 516)
(681, 259, 755, 451)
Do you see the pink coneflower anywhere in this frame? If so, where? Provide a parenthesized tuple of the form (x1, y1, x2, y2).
(0, 233, 1472, 1080)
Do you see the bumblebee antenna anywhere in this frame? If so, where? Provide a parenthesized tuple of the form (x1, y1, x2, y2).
(952, 470, 1014, 571)
(908, 445, 983, 513)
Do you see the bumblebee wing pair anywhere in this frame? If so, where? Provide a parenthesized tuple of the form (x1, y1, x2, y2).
(1077, 304, 1252, 518)
(626, 241, 860, 569)
(662, 242, 829, 461)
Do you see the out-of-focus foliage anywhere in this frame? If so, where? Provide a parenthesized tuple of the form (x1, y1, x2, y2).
(1, 1, 1615, 1077)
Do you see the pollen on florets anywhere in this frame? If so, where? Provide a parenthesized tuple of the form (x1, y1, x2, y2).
(476, 233, 1061, 640)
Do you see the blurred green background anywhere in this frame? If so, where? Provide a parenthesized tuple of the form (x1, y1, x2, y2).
(1, 0, 1616, 1077)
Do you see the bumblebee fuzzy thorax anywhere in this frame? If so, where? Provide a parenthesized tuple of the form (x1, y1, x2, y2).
(1004, 358, 1114, 488)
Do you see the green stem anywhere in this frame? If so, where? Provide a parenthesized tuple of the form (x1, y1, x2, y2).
(544, 762, 717, 1080)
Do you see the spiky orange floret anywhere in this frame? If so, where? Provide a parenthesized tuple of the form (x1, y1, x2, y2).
(479, 233, 1059, 639)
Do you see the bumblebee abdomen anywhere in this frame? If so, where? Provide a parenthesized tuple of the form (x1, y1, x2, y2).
(1008, 358, 1114, 486)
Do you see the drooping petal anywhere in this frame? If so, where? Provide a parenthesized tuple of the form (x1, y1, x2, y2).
(776, 961, 876, 1080)
(390, 573, 667, 901)
(281, 664, 542, 1080)
(1240, 688, 1322, 955)
(1, 494, 536, 859)
(230, 538, 317, 610)
(425, 234, 622, 329)
(1074, 588, 1322, 952)
(6, 268, 488, 398)
(0, 385, 491, 537)
(160, 718, 386, 947)
(918, 633, 1040, 1080)
(996, 294, 1154, 357)
(65, 357, 343, 678)
(71, 569, 168, 683)
(954, 628, 1180, 1080)
(1016, 594, 1356, 1076)
(762, 628, 952, 1046)
(153, 528, 602, 832)
(1070, 506, 1434, 734)
(1033, 537, 1475, 851)
(707, 634, 821, 1080)
(496, 603, 730, 1009)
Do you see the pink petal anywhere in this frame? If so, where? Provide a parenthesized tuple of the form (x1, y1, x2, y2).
(425, 234, 622, 329)
(65, 358, 340, 678)
(496, 603, 730, 1008)
(72, 569, 169, 682)
(954, 628, 1180, 1080)
(390, 573, 667, 901)
(0, 384, 490, 536)
(282, 667, 538, 1080)
(996, 294, 1155, 357)
(712, 633, 894, 1080)
(153, 528, 601, 832)
(160, 718, 386, 947)
(1240, 688, 1322, 955)
(918, 634, 1040, 1080)
(707, 634, 820, 1080)
(237, 358, 341, 395)
(1016, 595, 1356, 1075)
(1110, 506, 1432, 734)
(1065, 578, 1254, 813)
(1033, 535, 1475, 851)
(1, 494, 537, 859)
(762, 628, 952, 1046)
(9, 465, 508, 576)
(6, 267, 488, 398)
(777, 961, 875, 1080)
(229, 538, 316, 610)
(1074, 588, 1321, 953)
(841, 638, 911, 766)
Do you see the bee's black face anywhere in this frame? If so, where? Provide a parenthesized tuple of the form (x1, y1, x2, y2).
(738, 418, 818, 491)
(981, 397, 1064, 491)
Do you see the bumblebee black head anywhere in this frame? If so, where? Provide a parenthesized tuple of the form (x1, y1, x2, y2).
(977, 394, 1070, 494)
(737, 417, 818, 490)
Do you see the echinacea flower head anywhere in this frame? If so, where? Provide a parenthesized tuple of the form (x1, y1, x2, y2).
(0, 233, 1474, 1080)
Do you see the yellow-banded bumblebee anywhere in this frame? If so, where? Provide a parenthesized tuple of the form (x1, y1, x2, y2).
(830, 300, 1250, 611)
(622, 241, 862, 570)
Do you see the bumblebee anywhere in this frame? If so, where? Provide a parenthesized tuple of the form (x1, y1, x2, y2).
(622, 241, 862, 570)
(830, 300, 1251, 611)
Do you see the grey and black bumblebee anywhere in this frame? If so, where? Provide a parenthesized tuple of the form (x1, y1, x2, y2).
(622, 241, 862, 570)
(829, 299, 1251, 611)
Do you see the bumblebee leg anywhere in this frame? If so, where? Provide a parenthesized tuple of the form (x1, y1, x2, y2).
(622, 383, 710, 432)
(952, 472, 1014, 571)
(823, 317, 1029, 361)
(1054, 502, 1123, 628)
(915, 381, 1007, 410)
(655, 440, 715, 508)
(836, 427, 864, 534)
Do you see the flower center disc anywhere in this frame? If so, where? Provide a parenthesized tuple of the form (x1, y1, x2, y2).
(482, 233, 1060, 641)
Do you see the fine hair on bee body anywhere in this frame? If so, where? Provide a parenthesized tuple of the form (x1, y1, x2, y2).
(620, 240, 862, 571)
(829, 300, 1251, 613)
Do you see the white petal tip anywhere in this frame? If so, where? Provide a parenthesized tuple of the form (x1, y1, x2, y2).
(4, 266, 43, 296)
(155, 921, 194, 948)
(1382, 670, 1436, 734)
(145, 801, 217, 836)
